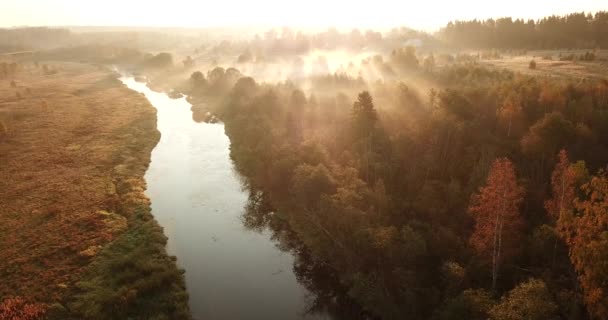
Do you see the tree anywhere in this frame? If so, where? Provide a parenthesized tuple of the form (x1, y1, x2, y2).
(182, 55, 195, 68)
(189, 71, 206, 88)
(351, 91, 382, 183)
(351, 91, 377, 140)
(545, 150, 577, 230)
(423, 54, 436, 72)
(563, 171, 608, 319)
(468, 158, 525, 291)
(237, 50, 253, 63)
(438, 288, 495, 320)
(390, 46, 419, 71)
(489, 278, 558, 320)
(143, 52, 173, 69)
(521, 112, 575, 158)
(497, 95, 524, 138)
(291, 164, 336, 207)
(529, 59, 537, 69)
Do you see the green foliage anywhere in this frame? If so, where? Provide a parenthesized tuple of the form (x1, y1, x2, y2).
(69, 206, 189, 320)
(206, 61, 608, 319)
(489, 278, 558, 320)
(291, 164, 336, 206)
(437, 288, 495, 320)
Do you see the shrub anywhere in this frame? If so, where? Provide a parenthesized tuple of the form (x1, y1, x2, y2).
(0, 297, 47, 320)
(559, 54, 575, 61)
(580, 51, 596, 61)
(529, 60, 537, 69)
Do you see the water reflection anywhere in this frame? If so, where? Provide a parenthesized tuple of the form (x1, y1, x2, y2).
(241, 189, 371, 320)
(121, 75, 346, 320)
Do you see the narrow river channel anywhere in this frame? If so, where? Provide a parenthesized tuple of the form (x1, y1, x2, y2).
(120, 76, 333, 320)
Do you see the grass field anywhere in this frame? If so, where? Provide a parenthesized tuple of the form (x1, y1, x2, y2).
(482, 49, 608, 80)
(0, 62, 189, 319)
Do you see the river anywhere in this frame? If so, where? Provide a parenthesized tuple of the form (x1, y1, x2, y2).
(119, 76, 336, 320)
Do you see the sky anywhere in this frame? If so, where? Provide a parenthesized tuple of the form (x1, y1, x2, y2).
(3, 0, 607, 31)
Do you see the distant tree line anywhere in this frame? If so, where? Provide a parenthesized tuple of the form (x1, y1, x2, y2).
(439, 11, 608, 49)
(0, 27, 71, 53)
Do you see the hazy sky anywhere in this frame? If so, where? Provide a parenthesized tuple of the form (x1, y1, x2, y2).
(3, 0, 606, 31)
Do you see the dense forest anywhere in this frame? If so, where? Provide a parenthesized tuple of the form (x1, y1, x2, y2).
(178, 50, 608, 319)
(440, 11, 608, 49)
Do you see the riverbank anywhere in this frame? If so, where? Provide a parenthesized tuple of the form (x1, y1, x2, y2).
(0, 62, 189, 319)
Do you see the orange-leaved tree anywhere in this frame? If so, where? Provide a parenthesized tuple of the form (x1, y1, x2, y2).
(544, 149, 579, 267)
(469, 157, 525, 291)
(564, 172, 608, 319)
(545, 150, 578, 225)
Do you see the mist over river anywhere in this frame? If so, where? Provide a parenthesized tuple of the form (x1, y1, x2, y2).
(119, 76, 338, 320)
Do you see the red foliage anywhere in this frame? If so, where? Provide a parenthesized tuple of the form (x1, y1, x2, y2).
(545, 150, 577, 227)
(468, 158, 525, 289)
(0, 297, 46, 320)
(564, 172, 608, 319)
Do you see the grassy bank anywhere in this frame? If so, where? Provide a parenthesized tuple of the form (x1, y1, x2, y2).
(0, 62, 189, 319)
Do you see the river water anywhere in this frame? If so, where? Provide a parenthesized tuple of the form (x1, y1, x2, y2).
(120, 76, 334, 320)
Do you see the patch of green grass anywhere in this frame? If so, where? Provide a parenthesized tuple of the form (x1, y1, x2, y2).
(65, 205, 189, 320)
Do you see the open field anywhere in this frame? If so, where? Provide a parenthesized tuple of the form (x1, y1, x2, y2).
(0, 62, 188, 318)
(482, 49, 608, 80)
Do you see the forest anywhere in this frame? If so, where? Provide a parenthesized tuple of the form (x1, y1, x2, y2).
(440, 12, 608, 49)
(177, 45, 608, 319)
(1, 8, 608, 320)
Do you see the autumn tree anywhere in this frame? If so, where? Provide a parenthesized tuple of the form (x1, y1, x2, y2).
(489, 278, 558, 320)
(468, 158, 525, 291)
(545, 149, 578, 231)
(497, 95, 524, 138)
(562, 172, 608, 319)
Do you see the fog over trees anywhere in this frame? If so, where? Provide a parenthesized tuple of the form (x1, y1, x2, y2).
(1, 8, 608, 320)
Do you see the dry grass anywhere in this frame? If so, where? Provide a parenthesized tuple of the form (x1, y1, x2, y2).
(0, 62, 160, 306)
(482, 49, 608, 80)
